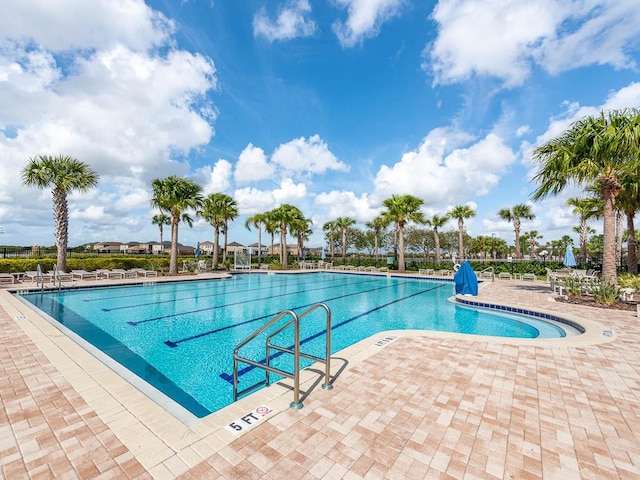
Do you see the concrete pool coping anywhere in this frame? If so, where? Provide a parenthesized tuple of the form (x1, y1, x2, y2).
(1, 272, 638, 478)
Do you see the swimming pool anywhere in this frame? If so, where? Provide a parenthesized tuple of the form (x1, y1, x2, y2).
(20, 272, 569, 418)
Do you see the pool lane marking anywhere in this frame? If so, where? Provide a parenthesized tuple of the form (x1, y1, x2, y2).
(128, 277, 381, 326)
(104, 276, 377, 313)
(84, 272, 359, 305)
(219, 284, 447, 383)
(163, 279, 421, 347)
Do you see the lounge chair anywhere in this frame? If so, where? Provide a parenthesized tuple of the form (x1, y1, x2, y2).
(130, 268, 158, 277)
(95, 269, 124, 279)
(49, 270, 74, 282)
(498, 272, 512, 280)
(70, 270, 100, 280)
(25, 271, 53, 282)
(111, 269, 138, 278)
(0, 273, 14, 285)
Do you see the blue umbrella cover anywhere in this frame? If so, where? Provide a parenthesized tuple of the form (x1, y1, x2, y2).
(563, 245, 576, 267)
(454, 261, 478, 296)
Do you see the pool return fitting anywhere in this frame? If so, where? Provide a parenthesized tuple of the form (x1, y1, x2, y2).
(232, 302, 333, 409)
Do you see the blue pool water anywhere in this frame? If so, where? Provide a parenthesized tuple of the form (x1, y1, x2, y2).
(20, 273, 567, 417)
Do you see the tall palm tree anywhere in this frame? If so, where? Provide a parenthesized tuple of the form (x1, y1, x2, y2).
(200, 193, 233, 269)
(150, 176, 203, 275)
(290, 216, 313, 261)
(365, 216, 387, 262)
(244, 212, 267, 267)
(532, 108, 640, 281)
(270, 204, 304, 269)
(334, 217, 356, 261)
(616, 168, 640, 274)
(381, 194, 425, 273)
(219, 195, 239, 263)
(521, 230, 543, 258)
(22, 155, 99, 272)
(447, 204, 476, 261)
(322, 220, 338, 259)
(151, 213, 171, 253)
(425, 213, 449, 265)
(566, 196, 602, 266)
(497, 203, 535, 259)
(264, 211, 278, 257)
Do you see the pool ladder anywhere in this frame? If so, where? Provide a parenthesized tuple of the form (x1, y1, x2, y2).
(232, 302, 333, 410)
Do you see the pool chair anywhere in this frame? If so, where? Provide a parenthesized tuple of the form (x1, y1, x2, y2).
(49, 270, 74, 282)
(25, 270, 53, 282)
(70, 270, 100, 280)
(111, 269, 138, 278)
(0, 273, 14, 285)
(95, 269, 124, 279)
(130, 268, 158, 277)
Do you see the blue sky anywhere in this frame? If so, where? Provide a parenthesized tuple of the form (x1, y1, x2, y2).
(1, 0, 640, 250)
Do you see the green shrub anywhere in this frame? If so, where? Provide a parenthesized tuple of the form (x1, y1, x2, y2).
(590, 278, 621, 305)
(618, 274, 640, 290)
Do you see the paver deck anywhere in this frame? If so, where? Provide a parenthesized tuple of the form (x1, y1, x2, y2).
(1, 275, 639, 479)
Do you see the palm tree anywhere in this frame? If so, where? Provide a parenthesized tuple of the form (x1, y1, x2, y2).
(270, 204, 304, 269)
(290, 216, 313, 261)
(219, 195, 239, 263)
(532, 108, 640, 281)
(365, 216, 386, 262)
(425, 213, 449, 265)
(322, 220, 338, 259)
(200, 193, 233, 269)
(497, 203, 535, 259)
(150, 176, 203, 275)
(334, 217, 356, 261)
(264, 211, 278, 258)
(151, 213, 171, 253)
(381, 194, 425, 273)
(22, 155, 99, 272)
(566, 196, 602, 266)
(244, 212, 267, 267)
(521, 230, 542, 258)
(616, 167, 640, 274)
(447, 205, 476, 261)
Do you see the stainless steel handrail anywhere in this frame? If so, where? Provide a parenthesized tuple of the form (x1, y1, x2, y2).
(232, 302, 332, 410)
(477, 266, 495, 281)
(36, 264, 45, 290)
(52, 265, 62, 289)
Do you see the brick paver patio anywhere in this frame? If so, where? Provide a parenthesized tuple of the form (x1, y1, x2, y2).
(1, 276, 639, 479)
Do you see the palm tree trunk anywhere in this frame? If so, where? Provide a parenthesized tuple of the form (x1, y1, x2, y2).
(579, 219, 588, 266)
(222, 222, 228, 263)
(257, 228, 262, 267)
(514, 219, 521, 259)
(342, 230, 347, 261)
(434, 230, 441, 265)
(602, 191, 617, 281)
(53, 187, 69, 272)
(616, 210, 624, 270)
(213, 227, 220, 269)
(457, 219, 464, 261)
(627, 211, 638, 275)
(281, 225, 288, 269)
(398, 223, 405, 273)
(169, 216, 179, 275)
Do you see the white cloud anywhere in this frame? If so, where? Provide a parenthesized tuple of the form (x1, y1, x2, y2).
(0, 0, 218, 247)
(235, 178, 308, 215)
(0, 0, 173, 52)
(253, 0, 316, 42)
(332, 0, 404, 48)
(234, 144, 275, 184)
(314, 191, 379, 222)
(427, 0, 640, 87)
(196, 159, 233, 195)
(271, 134, 349, 177)
(372, 127, 515, 207)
